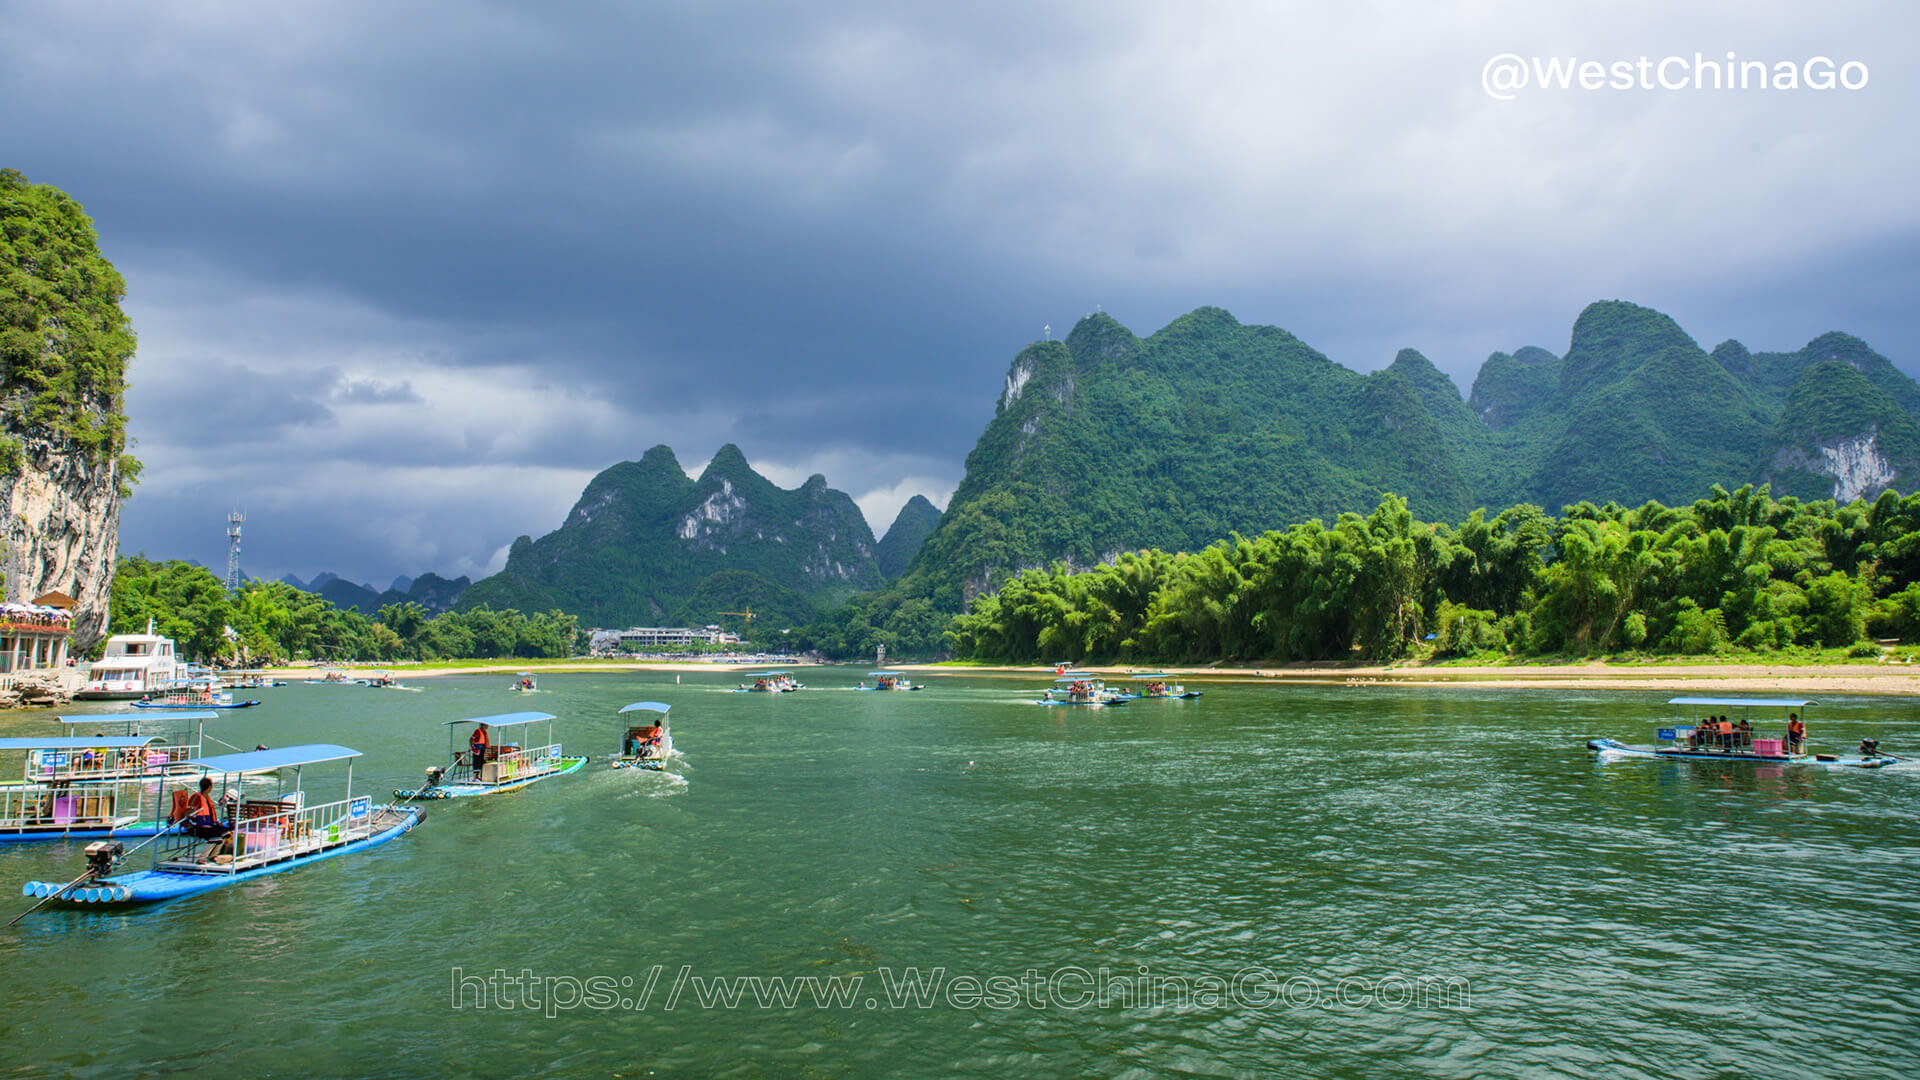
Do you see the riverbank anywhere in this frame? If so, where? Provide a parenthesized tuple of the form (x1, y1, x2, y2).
(899, 659, 1920, 696)
(251, 656, 1920, 695)
(255, 658, 820, 681)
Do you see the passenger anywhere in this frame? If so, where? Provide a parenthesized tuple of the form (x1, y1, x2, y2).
(181, 777, 229, 840)
(1737, 718, 1753, 750)
(1786, 714, 1806, 754)
(469, 722, 491, 772)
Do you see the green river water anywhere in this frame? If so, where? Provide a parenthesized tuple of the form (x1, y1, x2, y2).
(1, 669, 1916, 1079)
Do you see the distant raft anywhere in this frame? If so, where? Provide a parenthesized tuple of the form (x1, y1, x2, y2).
(395, 712, 587, 799)
(612, 701, 674, 771)
(1587, 697, 1898, 768)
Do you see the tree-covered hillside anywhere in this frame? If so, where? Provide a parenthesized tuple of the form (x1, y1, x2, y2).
(807, 301, 1920, 659)
(459, 443, 883, 629)
(0, 169, 138, 478)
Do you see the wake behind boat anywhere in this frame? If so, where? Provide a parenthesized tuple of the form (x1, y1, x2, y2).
(17, 744, 421, 910)
(1588, 697, 1898, 769)
(395, 712, 587, 799)
(612, 701, 673, 770)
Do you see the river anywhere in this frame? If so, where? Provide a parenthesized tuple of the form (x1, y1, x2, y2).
(2, 670, 1916, 1078)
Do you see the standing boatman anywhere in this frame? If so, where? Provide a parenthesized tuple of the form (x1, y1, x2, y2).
(469, 722, 491, 773)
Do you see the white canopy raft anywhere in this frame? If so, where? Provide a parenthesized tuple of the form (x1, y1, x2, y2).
(613, 702, 673, 770)
(395, 712, 588, 799)
(1587, 697, 1897, 768)
(732, 671, 801, 693)
(16, 744, 422, 912)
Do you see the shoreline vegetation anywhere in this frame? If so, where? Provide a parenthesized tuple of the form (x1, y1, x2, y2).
(248, 655, 1920, 696)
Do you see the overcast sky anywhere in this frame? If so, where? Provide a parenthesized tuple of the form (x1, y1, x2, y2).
(4, 1, 1914, 587)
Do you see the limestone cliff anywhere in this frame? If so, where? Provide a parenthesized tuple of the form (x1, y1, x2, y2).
(1, 433, 122, 649)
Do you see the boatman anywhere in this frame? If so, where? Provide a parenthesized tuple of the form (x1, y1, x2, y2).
(1787, 714, 1806, 754)
(181, 777, 229, 840)
(470, 722, 491, 771)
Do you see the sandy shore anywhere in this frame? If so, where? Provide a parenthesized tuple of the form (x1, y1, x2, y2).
(257, 658, 1920, 696)
(894, 660, 1920, 696)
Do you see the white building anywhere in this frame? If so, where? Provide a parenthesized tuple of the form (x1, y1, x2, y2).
(589, 625, 742, 653)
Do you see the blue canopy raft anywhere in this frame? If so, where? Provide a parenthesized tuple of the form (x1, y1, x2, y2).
(17, 744, 422, 911)
(1587, 697, 1898, 768)
(612, 702, 673, 770)
(394, 712, 588, 799)
(1, 712, 225, 844)
(1128, 673, 1201, 700)
(1037, 673, 1129, 706)
(856, 671, 920, 691)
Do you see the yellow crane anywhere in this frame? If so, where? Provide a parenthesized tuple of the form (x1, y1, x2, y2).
(718, 608, 755, 626)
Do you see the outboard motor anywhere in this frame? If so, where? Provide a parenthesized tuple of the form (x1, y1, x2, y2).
(84, 840, 123, 876)
(424, 765, 445, 787)
(1860, 738, 1881, 758)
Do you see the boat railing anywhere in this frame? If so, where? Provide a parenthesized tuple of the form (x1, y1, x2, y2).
(466, 742, 563, 784)
(29, 745, 189, 782)
(1663, 727, 1796, 754)
(0, 778, 142, 830)
(157, 793, 376, 873)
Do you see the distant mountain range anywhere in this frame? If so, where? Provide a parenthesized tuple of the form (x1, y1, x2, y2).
(278, 571, 471, 616)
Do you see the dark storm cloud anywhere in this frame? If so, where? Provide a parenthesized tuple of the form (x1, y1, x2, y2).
(5, 2, 1915, 581)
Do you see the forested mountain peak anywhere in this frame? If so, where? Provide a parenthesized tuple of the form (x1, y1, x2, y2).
(877, 494, 942, 579)
(459, 443, 882, 628)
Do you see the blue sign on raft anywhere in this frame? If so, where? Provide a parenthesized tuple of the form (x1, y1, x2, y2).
(349, 796, 371, 819)
(1657, 728, 1678, 741)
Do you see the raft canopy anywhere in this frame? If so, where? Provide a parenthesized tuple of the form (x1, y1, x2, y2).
(869, 671, 903, 676)
(1668, 697, 1814, 708)
(619, 702, 670, 714)
(0, 736, 163, 751)
(56, 711, 219, 725)
(189, 744, 361, 774)
(1128, 673, 1170, 679)
(444, 711, 558, 728)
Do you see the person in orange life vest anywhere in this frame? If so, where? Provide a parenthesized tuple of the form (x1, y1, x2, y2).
(182, 777, 229, 839)
(470, 722, 491, 771)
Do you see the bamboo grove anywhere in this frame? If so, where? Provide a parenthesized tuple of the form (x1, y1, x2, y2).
(947, 484, 1920, 664)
